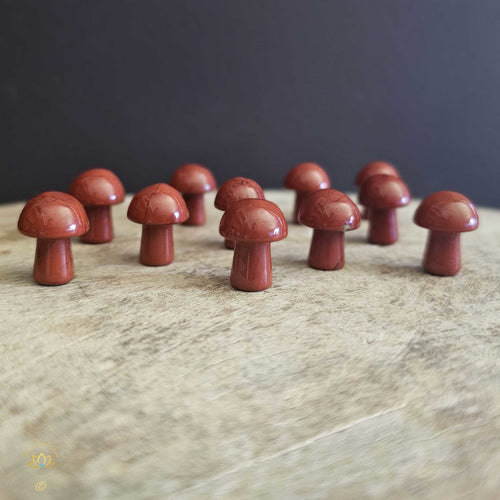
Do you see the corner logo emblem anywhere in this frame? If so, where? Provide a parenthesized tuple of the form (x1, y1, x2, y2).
(24, 440, 58, 470)
(29, 453, 55, 469)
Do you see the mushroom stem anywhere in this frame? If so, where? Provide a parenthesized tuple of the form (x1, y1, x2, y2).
(183, 194, 205, 226)
(140, 225, 174, 266)
(308, 230, 345, 270)
(231, 242, 272, 291)
(293, 191, 308, 223)
(81, 206, 112, 243)
(34, 238, 74, 285)
(423, 231, 461, 276)
(224, 238, 235, 249)
(368, 208, 398, 245)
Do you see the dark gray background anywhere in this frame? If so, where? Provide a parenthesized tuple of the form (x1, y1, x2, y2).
(1, 0, 499, 206)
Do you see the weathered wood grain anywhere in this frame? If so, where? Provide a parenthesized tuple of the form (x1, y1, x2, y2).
(0, 191, 499, 499)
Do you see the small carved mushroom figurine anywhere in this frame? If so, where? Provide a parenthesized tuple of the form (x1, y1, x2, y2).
(170, 163, 216, 226)
(284, 163, 330, 223)
(359, 174, 411, 245)
(214, 177, 265, 249)
(355, 161, 400, 219)
(127, 184, 188, 266)
(69, 168, 125, 243)
(298, 189, 361, 270)
(18, 192, 89, 285)
(219, 199, 287, 291)
(414, 191, 479, 276)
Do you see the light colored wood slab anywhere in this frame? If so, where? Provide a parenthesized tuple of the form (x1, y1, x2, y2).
(0, 191, 499, 499)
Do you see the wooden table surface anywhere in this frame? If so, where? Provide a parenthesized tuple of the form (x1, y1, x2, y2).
(0, 191, 499, 500)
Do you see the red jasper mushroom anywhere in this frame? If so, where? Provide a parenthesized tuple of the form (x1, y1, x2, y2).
(18, 192, 89, 285)
(170, 163, 216, 226)
(127, 184, 188, 266)
(284, 162, 330, 223)
(219, 199, 287, 291)
(214, 177, 265, 249)
(298, 189, 361, 270)
(355, 161, 400, 219)
(69, 168, 125, 243)
(414, 191, 479, 276)
(359, 174, 411, 245)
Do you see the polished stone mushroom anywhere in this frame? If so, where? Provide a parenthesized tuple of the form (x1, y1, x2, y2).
(18, 192, 89, 285)
(219, 199, 287, 291)
(127, 184, 188, 266)
(170, 164, 216, 226)
(359, 174, 411, 245)
(298, 189, 361, 270)
(355, 161, 400, 219)
(69, 168, 125, 243)
(284, 163, 330, 223)
(414, 191, 479, 276)
(214, 177, 265, 249)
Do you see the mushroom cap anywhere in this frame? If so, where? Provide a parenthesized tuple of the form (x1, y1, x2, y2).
(355, 161, 399, 186)
(170, 163, 217, 194)
(18, 191, 89, 239)
(219, 198, 288, 243)
(284, 162, 330, 192)
(127, 183, 188, 225)
(298, 189, 361, 231)
(414, 191, 479, 233)
(359, 174, 411, 209)
(214, 177, 265, 211)
(69, 168, 125, 207)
